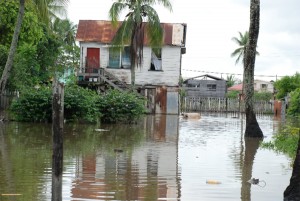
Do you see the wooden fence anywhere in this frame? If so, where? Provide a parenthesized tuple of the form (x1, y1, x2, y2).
(0, 91, 18, 110)
(181, 97, 274, 115)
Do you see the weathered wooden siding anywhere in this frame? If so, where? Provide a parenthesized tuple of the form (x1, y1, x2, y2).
(183, 80, 227, 98)
(79, 43, 181, 86)
(182, 97, 274, 114)
(135, 46, 181, 86)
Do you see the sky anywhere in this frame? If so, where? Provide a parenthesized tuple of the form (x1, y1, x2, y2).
(67, 0, 300, 82)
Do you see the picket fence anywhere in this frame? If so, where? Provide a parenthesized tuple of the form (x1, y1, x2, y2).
(181, 97, 274, 114)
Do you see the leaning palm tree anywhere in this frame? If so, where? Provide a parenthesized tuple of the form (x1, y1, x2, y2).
(243, 0, 263, 138)
(0, 0, 69, 94)
(109, 0, 172, 87)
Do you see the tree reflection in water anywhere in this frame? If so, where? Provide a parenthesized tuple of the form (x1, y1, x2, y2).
(241, 137, 261, 201)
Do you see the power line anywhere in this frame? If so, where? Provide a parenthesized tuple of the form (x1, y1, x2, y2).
(182, 69, 286, 79)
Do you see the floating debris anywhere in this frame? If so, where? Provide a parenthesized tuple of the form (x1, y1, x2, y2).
(94, 129, 109, 132)
(1, 194, 22, 196)
(247, 178, 266, 187)
(114, 148, 123, 153)
(206, 180, 221, 184)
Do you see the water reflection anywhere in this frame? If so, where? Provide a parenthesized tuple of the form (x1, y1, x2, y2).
(0, 114, 294, 200)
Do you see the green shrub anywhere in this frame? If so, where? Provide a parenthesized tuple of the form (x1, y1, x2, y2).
(261, 125, 299, 159)
(10, 85, 101, 123)
(287, 88, 300, 116)
(97, 89, 146, 123)
(226, 90, 239, 99)
(10, 87, 52, 122)
(254, 91, 273, 101)
(64, 85, 100, 122)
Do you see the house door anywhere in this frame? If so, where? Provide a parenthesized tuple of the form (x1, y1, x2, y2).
(86, 48, 100, 73)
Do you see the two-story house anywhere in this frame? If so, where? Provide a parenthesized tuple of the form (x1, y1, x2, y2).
(75, 20, 187, 115)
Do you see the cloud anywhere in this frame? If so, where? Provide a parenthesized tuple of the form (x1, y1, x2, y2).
(68, 0, 300, 81)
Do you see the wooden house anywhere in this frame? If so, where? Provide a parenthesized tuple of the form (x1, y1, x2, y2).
(75, 20, 187, 114)
(183, 74, 227, 98)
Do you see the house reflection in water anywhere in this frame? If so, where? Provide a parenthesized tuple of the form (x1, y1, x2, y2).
(70, 115, 180, 200)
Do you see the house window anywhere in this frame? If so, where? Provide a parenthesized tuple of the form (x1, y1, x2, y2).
(207, 84, 216, 91)
(261, 84, 267, 89)
(150, 48, 162, 71)
(109, 47, 131, 69)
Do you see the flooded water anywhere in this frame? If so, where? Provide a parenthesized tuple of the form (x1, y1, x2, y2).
(0, 114, 293, 201)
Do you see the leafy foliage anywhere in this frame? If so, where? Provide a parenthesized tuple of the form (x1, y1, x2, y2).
(10, 44, 40, 90)
(261, 125, 299, 160)
(274, 73, 300, 99)
(254, 91, 273, 101)
(10, 86, 146, 123)
(0, 1, 43, 47)
(97, 89, 147, 123)
(64, 85, 100, 122)
(226, 90, 240, 99)
(0, 45, 8, 74)
(10, 87, 52, 122)
(109, 0, 172, 85)
(10, 85, 100, 123)
(287, 88, 300, 116)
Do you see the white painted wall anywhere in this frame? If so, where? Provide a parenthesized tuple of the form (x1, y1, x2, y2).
(79, 42, 181, 87)
(254, 80, 274, 93)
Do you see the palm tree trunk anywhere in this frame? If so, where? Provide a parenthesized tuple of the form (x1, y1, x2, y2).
(130, 24, 138, 88)
(0, 0, 25, 94)
(244, 0, 263, 138)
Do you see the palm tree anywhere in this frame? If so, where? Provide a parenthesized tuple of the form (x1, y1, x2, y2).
(0, 0, 69, 94)
(226, 74, 238, 88)
(109, 0, 172, 87)
(231, 31, 260, 65)
(243, 0, 263, 138)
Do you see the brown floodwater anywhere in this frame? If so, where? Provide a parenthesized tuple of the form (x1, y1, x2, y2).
(0, 114, 293, 200)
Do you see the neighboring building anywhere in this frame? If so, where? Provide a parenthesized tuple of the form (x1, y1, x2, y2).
(228, 80, 274, 93)
(75, 20, 187, 115)
(254, 80, 274, 93)
(182, 74, 227, 98)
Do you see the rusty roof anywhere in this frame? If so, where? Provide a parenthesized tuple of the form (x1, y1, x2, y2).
(76, 20, 186, 46)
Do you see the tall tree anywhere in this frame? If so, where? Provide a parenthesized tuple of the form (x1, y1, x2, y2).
(109, 0, 172, 87)
(231, 31, 259, 92)
(0, 0, 69, 94)
(231, 31, 251, 65)
(243, 0, 263, 138)
(0, 0, 25, 94)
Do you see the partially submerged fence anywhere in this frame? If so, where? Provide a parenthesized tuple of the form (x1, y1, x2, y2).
(181, 97, 274, 115)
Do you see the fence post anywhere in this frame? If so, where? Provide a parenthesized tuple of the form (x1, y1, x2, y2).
(52, 78, 64, 201)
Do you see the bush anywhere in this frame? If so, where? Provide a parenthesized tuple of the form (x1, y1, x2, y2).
(64, 85, 100, 122)
(226, 90, 239, 99)
(287, 88, 300, 116)
(10, 86, 146, 123)
(261, 125, 299, 160)
(10, 87, 52, 122)
(10, 85, 100, 123)
(97, 89, 147, 123)
(254, 91, 273, 101)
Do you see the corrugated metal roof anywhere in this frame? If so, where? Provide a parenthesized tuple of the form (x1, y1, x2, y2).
(183, 74, 225, 83)
(76, 20, 186, 46)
